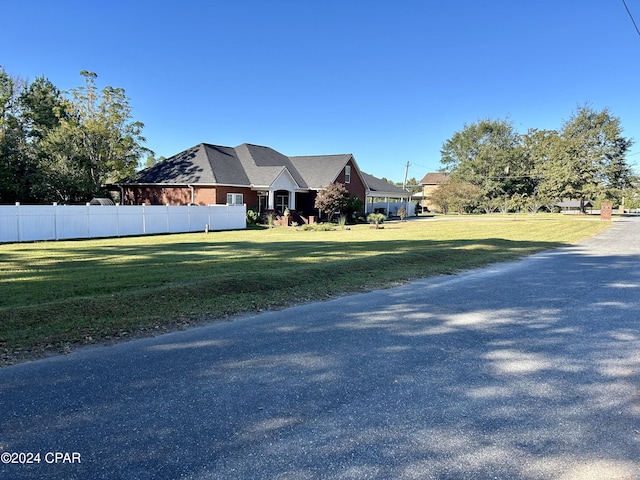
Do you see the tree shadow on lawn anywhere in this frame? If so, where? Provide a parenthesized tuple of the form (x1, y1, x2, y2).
(0, 237, 566, 308)
(1, 246, 639, 479)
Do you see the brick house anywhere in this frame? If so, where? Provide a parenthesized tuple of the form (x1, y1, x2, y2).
(112, 143, 370, 220)
(418, 172, 449, 213)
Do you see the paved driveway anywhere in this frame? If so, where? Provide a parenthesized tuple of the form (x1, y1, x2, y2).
(1, 218, 639, 479)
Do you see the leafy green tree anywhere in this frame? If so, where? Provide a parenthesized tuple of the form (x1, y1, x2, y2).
(440, 118, 533, 200)
(534, 106, 634, 211)
(429, 179, 483, 214)
(20, 76, 65, 139)
(314, 182, 352, 220)
(39, 71, 150, 202)
(0, 69, 32, 203)
(19, 76, 67, 202)
(142, 154, 165, 169)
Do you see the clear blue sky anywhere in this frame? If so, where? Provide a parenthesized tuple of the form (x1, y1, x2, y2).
(3, 0, 640, 182)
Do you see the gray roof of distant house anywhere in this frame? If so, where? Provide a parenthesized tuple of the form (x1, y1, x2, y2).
(420, 172, 449, 185)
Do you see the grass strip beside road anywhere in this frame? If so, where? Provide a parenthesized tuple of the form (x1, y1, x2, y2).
(0, 215, 611, 365)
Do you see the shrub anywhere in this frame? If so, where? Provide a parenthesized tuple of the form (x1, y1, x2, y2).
(301, 223, 337, 231)
(246, 208, 260, 225)
(367, 213, 386, 228)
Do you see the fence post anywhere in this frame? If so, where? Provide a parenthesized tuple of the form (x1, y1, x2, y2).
(15, 202, 21, 243)
(53, 203, 58, 240)
(86, 203, 91, 238)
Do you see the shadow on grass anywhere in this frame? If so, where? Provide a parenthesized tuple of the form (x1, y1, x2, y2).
(0, 245, 638, 478)
(0, 238, 570, 352)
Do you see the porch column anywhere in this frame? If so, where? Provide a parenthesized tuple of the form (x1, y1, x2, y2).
(288, 190, 296, 210)
(268, 190, 275, 210)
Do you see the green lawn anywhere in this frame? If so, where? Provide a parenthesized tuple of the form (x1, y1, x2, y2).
(0, 215, 611, 365)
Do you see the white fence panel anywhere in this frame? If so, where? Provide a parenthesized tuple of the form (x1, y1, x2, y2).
(19, 205, 57, 241)
(143, 206, 170, 234)
(55, 205, 90, 240)
(0, 204, 246, 243)
(189, 207, 210, 232)
(227, 205, 247, 229)
(89, 205, 120, 238)
(117, 205, 145, 236)
(0, 205, 19, 243)
(168, 206, 190, 233)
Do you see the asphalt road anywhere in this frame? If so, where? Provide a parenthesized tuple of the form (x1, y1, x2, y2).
(1, 218, 639, 480)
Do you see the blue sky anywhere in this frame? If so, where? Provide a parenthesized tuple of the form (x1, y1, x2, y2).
(3, 0, 640, 182)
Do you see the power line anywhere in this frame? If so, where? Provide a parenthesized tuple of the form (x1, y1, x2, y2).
(622, 0, 640, 37)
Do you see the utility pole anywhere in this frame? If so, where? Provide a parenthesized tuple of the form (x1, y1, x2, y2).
(402, 161, 410, 216)
(402, 161, 410, 190)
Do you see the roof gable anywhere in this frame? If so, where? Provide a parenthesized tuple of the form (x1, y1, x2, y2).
(271, 168, 300, 191)
(289, 154, 355, 189)
(235, 144, 308, 188)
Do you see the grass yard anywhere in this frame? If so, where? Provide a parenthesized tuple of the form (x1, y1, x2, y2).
(0, 215, 611, 365)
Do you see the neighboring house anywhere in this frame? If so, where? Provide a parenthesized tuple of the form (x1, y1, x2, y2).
(112, 143, 380, 220)
(418, 172, 449, 212)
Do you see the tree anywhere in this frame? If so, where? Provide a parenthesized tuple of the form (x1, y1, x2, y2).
(534, 106, 634, 211)
(0, 68, 33, 203)
(19, 76, 67, 202)
(397, 205, 407, 220)
(440, 118, 533, 200)
(429, 179, 483, 214)
(142, 154, 165, 169)
(314, 182, 352, 220)
(20, 76, 65, 140)
(39, 71, 150, 202)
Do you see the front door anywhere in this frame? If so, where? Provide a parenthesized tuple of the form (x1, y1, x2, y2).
(258, 194, 268, 214)
(275, 190, 289, 214)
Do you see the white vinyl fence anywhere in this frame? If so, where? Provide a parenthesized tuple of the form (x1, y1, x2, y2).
(0, 203, 246, 243)
(366, 200, 416, 217)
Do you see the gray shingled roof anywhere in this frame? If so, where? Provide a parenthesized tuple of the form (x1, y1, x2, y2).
(361, 172, 410, 197)
(121, 143, 395, 195)
(127, 143, 316, 188)
(129, 144, 250, 185)
(237, 144, 307, 188)
(289, 154, 353, 189)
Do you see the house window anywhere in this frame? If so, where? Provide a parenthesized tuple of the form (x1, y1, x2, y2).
(345, 165, 351, 184)
(227, 193, 243, 205)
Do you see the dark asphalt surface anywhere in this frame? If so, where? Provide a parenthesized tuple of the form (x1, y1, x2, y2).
(1, 218, 639, 479)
